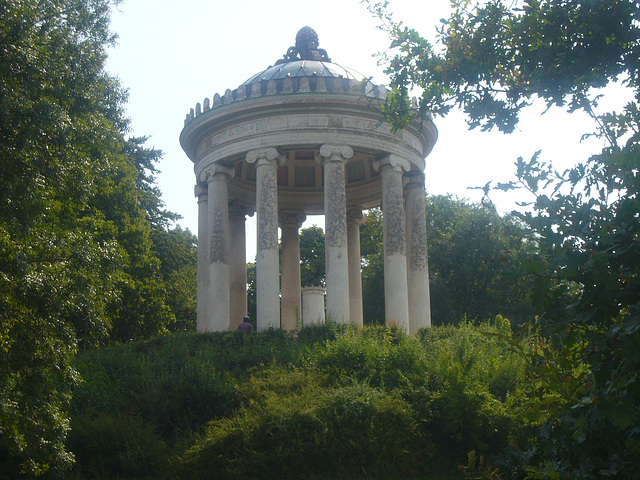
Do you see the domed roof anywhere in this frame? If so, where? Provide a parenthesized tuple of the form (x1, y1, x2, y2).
(243, 60, 365, 86)
(243, 26, 368, 86)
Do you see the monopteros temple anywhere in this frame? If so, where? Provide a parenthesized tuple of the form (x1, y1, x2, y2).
(180, 26, 437, 333)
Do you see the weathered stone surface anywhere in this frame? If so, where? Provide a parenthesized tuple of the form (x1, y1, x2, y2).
(302, 287, 325, 326)
(257, 167, 278, 250)
(280, 213, 305, 331)
(380, 156, 410, 332)
(347, 207, 366, 327)
(320, 144, 352, 324)
(247, 148, 283, 330)
(202, 163, 234, 332)
(229, 203, 250, 330)
(404, 171, 431, 331)
(195, 184, 209, 332)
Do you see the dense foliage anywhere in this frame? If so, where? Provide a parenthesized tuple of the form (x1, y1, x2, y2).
(0, 1, 196, 476)
(368, 0, 640, 477)
(360, 197, 536, 326)
(67, 322, 530, 480)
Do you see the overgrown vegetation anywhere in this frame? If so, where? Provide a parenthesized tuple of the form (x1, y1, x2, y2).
(368, 0, 640, 477)
(0, 1, 196, 476)
(66, 321, 530, 480)
(4, 0, 638, 477)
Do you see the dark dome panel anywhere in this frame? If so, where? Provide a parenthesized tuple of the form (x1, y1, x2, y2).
(242, 60, 365, 86)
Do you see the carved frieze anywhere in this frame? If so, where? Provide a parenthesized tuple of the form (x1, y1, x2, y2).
(209, 207, 227, 264)
(257, 165, 279, 251)
(409, 213, 428, 272)
(325, 162, 347, 249)
(383, 184, 406, 256)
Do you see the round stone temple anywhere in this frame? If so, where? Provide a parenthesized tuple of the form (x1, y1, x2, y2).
(180, 26, 437, 336)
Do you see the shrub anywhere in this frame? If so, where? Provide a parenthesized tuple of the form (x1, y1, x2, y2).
(72, 335, 239, 439)
(180, 380, 422, 480)
(68, 413, 168, 479)
(417, 317, 525, 399)
(310, 325, 429, 389)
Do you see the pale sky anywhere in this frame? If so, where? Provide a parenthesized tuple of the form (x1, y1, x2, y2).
(106, 0, 623, 259)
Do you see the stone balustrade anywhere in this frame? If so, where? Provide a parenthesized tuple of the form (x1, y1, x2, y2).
(184, 77, 391, 126)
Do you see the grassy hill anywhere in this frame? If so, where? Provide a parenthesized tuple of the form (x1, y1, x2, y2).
(66, 320, 534, 480)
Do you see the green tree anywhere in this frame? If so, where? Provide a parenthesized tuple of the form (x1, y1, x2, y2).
(0, 0, 187, 475)
(246, 262, 257, 324)
(426, 195, 535, 326)
(299, 225, 325, 288)
(0, 1, 124, 474)
(150, 225, 197, 332)
(360, 198, 535, 326)
(369, 0, 640, 477)
(360, 209, 386, 325)
(123, 137, 197, 334)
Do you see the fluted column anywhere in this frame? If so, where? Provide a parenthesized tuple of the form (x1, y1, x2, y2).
(404, 171, 432, 332)
(378, 155, 410, 332)
(247, 147, 283, 330)
(229, 202, 253, 330)
(319, 144, 352, 324)
(280, 212, 306, 330)
(347, 207, 366, 327)
(200, 163, 234, 332)
(195, 184, 209, 332)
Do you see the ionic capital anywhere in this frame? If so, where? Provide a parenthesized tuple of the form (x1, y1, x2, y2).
(229, 200, 254, 218)
(374, 154, 411, 174)
(347, 207, 367, 225)
(279, 211, 307, 228)
(246, 147, 285, 167)
(200, 163, 235, 183)
(194, 184, 208, 199)
(403, 170, 426, 191)
(318, 144, 354, 164)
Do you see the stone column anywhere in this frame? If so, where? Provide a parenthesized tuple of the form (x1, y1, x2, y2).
(247, 147, 283, 330)
(378, 155, 410, 332)
(195, 184, 209, 332)
(280, 212, 306, 331)
(302, 287, 326, 325)
(200, 163, 234, 332)
(404, 171, 432, 332)
(229, 202, 253, 330)
(319, 144, 352, 324)
(347, 207, 366, 327)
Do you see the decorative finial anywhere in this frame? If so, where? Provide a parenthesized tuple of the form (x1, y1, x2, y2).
(276, 26, 331, 64)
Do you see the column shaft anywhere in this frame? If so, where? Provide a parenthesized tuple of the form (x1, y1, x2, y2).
(247, 148, 282, 330)
(405, 172, 432, 332)
(280, 213, 305, 330)
(195, 185, 208, 332)
(347, 208, 366, 327)
(380, 156, 410, 332)
(201, 164, 234, 332)
(320, 144, 353, 324)
(229, 203, 251, 330)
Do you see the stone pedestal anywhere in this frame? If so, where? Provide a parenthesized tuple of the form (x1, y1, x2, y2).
(247, 148, 283, 330)
(319, 144, 352, 324)
(347, 207, 366, 327)
(201, 164, 234, 332)
(379, 155, 410, 332)
(404, 172, 431, 332)
(280, 212, 306, 330)
(302, 286, 325, 325)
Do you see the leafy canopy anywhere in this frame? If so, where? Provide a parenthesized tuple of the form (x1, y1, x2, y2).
(0, 0, 196, 476)
(367, 0, 640, 477)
